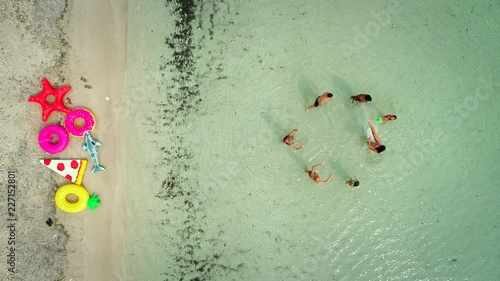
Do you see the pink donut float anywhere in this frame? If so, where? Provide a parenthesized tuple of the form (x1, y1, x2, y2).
(64, 108, 96, 137)
(38, 124, 69, 154)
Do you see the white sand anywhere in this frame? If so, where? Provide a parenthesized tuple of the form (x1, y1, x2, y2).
(61, 0, 127, 280)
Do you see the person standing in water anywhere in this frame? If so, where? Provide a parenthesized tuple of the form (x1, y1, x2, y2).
(378, 114, 397, 124)
(305, 164, 332, 184)
(307, 92, 333, 111)
(351, 94, 372, 103)
(282, 129, 303, 150)
(366, 120, 386, 153)
(346, 176, 360, 187)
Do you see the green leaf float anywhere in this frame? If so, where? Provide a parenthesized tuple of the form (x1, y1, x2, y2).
(87, 194, 101, 210)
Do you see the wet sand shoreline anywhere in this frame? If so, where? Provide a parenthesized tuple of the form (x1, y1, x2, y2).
(62, 0, 127, 280)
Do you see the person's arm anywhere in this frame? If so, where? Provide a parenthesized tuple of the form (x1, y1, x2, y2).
(367, 140, 377, 152)
(311, 164, 322, 172)
(290, 129, 299, 137)
(368, 120, 382, 143)
(373, 131, 381, 143)
(291, 144, 303, 150)
(368, 120, 375, 133)
(319, 174, 332, 184)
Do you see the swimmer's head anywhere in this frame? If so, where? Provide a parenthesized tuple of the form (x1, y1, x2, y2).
(354, 181, 360, 187)
(366, 95, 372, 101)
(327, 93, 333, 98)
(376, 145, 386, 153)
(391, 115, 397, 120)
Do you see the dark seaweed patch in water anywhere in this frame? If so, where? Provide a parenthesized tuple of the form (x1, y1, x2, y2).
(163, 0, 196, 74)
(155, 1, 243, 280)
(160, 0, 203, 128)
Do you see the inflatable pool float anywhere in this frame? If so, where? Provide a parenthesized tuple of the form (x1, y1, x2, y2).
(40, 159, 87, 185)
(64, 108, 96, 137)
(28, 78, 72, 122)
(83, 131, 105, 173)
(38, 124, 69, 154)
(55, 184, 101, 213)
(55, 184, 88, 213)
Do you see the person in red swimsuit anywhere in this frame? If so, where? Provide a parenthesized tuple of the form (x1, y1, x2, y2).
(282, 129, 303, 150)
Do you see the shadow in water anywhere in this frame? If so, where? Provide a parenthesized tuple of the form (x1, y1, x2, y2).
(261, 111, 307, 170)
(261, 111, 288, 137)
(286, 149, 308, 171)
(332, 75, 355, 101)
(297, 74, 319, 107)
(331, 75, 363, 135)
(329, 158, 349, 181)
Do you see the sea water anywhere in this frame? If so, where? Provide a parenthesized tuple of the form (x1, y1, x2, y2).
(123, 0, 500, 280)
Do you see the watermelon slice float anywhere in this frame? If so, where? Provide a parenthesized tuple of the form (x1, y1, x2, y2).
(40, 159, 87, 185)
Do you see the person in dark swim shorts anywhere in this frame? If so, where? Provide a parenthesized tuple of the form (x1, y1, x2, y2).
(307, 92, 333, 111)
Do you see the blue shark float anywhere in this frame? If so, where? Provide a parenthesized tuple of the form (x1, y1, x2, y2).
(82, 131, 105, 173)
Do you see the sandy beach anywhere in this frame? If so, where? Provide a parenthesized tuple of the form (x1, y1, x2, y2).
(62, 0, 127, 280)
(1, 0, 126, 280)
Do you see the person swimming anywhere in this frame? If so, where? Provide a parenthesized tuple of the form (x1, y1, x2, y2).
(346, 176, 360, 187)
(307, 92, 333, 111)
(378, 114, 397, 124)
(351, 94, 372, 104)
(366, 120, 386, 153)
(282, 129, 303, 150)
(305, 164, 332, 184)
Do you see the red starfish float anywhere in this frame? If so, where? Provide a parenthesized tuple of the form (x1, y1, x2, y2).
(28, 78, 72, 122)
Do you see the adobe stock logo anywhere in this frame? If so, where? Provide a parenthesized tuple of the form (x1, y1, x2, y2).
(340, 0, 404, 57)
(381, 76, 499, 185)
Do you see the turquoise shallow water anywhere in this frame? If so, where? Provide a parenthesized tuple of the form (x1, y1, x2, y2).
(123, 1, 500, 280)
